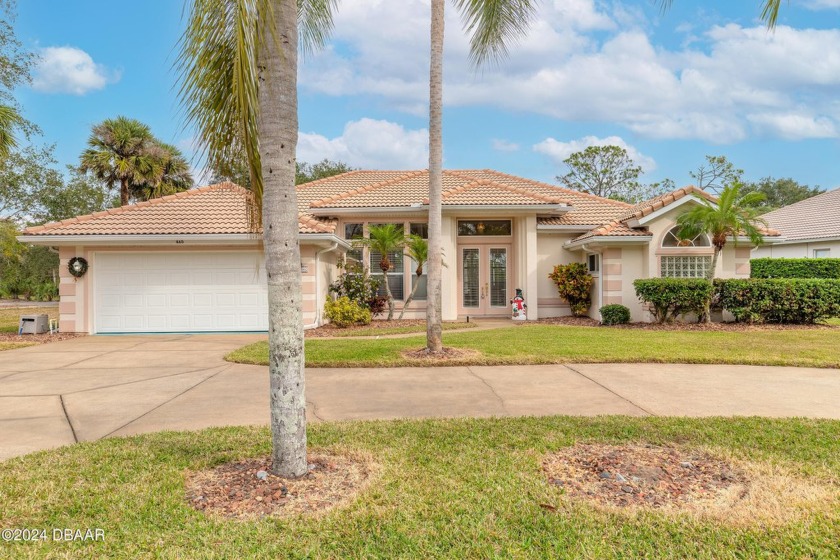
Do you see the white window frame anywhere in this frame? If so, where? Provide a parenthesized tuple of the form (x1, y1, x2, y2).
(813, 248, 831, 258)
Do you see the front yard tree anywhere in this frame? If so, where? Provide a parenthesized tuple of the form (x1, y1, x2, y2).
(426, 0, 538, 353)
(676, 182, 767, 322)
(178, 0, 337, 478)
(79, 116, 164, 206)
(558, 145, 646, 202)
(740, 177, 821, 213)
(355, 224, 407, 321)
(398, 234, 428, 320)
(133, 143, 194, 200)
(0, 1, 35, 161)
(689, 155, 743, 196)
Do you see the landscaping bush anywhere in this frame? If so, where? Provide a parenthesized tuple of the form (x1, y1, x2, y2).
(548, 262, 593, 316)
(599, 304, 630, 325)
(750, 257, 840, 279)
(633, 278, 713, 323)
(324, 296, 372, 327)
(715, 278, 840, 323)
(328, 260, 381, 313)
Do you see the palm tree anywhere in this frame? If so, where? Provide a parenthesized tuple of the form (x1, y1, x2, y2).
(676, 182, 767, 322)
(177, 0, 336, 478)
(0, 104, 22, 160)
(79, 116, 164, 206)
(425, 0, 538, 353)
(399, 234, 428, 320)
(133, 143, 194, 200)
(354, 224, 407, 321)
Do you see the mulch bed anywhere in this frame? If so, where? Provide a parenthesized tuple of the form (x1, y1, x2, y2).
(0, 332, 85, 344)
(186, 452, 376, 520)
(401, 346, 482, 362)
(305, 319, 427, 338)
(534, 316, 839, 331)
(543, 444, 748, 510)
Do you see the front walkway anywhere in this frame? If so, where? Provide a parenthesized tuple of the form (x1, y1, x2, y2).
(1, 335, 839, 461)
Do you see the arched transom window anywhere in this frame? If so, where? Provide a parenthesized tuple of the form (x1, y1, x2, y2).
(662, 226, 711, 248)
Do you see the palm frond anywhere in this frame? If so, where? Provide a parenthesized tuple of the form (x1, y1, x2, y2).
(452, 0, 538, 67)
(299, 0, 338, 55)
(0, 104, 23, 159)
(760, 0, 784, 29)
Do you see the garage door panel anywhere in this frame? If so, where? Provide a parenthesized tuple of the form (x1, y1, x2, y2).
(94, 252, 269, 333)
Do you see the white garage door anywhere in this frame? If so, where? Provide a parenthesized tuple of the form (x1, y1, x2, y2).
(94, 252, 268, 333)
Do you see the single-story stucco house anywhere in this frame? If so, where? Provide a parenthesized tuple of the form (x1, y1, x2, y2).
(752, 187, 839, 259)
(19, 169, 781, 334)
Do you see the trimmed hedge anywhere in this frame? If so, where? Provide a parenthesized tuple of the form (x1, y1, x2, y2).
(633, 278, 713, 323)
(715, 278, 840, 324)
(325, 296, 372, 327)
(599, 304, 630, 325)
(750, 258, 840, 279)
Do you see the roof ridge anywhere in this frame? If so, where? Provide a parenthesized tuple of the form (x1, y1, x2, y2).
(620, 185, 716, 222)
(308, 170, 426, 208)
(437, 177, 568, 205)
(24, 182, 248, 235)
(478, 169, 634, 208)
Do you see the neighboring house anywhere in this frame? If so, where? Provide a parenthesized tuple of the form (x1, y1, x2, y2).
(19, 170, 780, 333)
(752, 187, 840, 259)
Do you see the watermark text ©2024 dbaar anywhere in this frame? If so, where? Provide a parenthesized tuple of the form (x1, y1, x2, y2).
(2, 528, 105, 542)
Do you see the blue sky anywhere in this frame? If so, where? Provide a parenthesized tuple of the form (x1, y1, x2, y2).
(12, 0, 840, 190)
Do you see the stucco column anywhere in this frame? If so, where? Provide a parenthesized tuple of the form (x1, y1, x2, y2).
(524, 215, 539, 320)
(441, 215, 458, 320)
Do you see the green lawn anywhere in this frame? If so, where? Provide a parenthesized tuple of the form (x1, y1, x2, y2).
(0, 306, 57, 333)
(1, 417, 837, 558)
(312, 320, 476, 337)
(227, 324, 840, 368)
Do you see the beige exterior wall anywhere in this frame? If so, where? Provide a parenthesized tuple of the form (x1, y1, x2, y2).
(56, 243, 338, 333)
(535, 232, 578, 317)
(753, 239, 840, 259)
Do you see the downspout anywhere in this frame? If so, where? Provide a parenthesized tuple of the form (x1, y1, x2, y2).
(304, 242, 340, 329)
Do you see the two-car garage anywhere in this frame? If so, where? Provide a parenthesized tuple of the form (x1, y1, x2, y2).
(93, 252, 269, 333)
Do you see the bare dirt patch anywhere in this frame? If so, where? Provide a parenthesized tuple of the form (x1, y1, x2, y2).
(0, 332, 85, 345)
(543, 443, 838, 524)
(186, 452, 377, 520)
(400, 346, 482, 363)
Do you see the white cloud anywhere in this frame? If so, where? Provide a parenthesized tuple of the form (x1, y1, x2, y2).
(299, 0, 840, 143)
(32, 46, 118, 95)
(533, 135, 657, 172)
(491, 139, 520, 152)
(298, 118, 428, 169)
(747, 112, 839, 140)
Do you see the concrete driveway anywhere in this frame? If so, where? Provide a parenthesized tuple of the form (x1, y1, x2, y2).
(1, 335, 839, 461)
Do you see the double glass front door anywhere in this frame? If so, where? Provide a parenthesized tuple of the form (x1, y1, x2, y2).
(459, 245, 509, 315)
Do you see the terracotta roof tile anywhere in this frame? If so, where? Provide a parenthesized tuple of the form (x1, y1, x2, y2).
(24, 183, 337, 236)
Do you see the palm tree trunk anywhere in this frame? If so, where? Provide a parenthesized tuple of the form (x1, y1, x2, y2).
(120, 177, 129, 206)
(426, 0, 444, 353)
(259, 0, 307, 478)
(702, 247, 722, 324)
(398, 275, 422, 320)
(382, 269, 395, 320)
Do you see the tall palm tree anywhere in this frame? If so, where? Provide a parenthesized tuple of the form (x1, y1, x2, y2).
(134, 143, 194, 200)
(399, 234, 428, 320)
(354, 224, 407, 321)
(425, 0, 538, 353)
(177, 0, 336, 478)
(677, 183, 766, 322)
(0, 104, 22, 160)
(79, 116, 164, 206)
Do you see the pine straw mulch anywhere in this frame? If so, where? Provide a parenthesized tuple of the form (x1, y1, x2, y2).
(305, 319, 428, 337)
(186, 451, 377, 520)
(542, 443, 839, 524)
(0, 332, 85, 344)
(400, 346, 482, 363)
(534, 316, 840, 331)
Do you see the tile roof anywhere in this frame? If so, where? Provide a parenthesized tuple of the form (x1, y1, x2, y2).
(761, 187, 840, 241)
(620, 185, 716, 221)
(23, 182, 337, 236)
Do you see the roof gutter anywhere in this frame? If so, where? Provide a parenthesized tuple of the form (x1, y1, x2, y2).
(564, 235, 652, 250)
(308, 204, 572, 216)
(16, 232, 352, 249)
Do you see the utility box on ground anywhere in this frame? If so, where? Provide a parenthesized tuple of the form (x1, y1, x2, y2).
(19, 314, 49, 334)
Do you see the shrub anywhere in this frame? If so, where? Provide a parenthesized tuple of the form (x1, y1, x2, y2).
(600, 304, 630, 325)
(750, 258, 840, 279)
(328, 260, 381, 313)
(324, 296, 372, 327)
(548, 262, 593, 317)
(633, 278, 713, 323)
(715, 278, 840, 324)
(367, 295, 388, 319)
